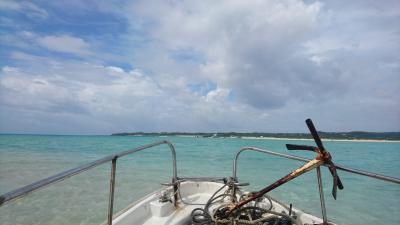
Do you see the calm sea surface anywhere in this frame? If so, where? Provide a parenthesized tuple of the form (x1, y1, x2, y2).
(0, 135, 399, 225)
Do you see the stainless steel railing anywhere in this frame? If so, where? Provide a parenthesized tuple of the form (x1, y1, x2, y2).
(233, 147, 400, 184)
(0, 140, 178, 225)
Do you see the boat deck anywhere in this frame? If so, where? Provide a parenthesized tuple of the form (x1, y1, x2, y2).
(111, 181, 324, 225)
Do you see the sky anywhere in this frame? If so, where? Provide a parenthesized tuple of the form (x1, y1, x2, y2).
(0, 0, 399, 134)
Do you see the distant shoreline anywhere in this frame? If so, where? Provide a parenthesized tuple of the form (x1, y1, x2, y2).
(111, 132, 400, 142)
(173, 135, 400, 143)
(239, 136, 400, 143)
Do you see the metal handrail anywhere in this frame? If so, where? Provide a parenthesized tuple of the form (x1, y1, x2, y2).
(233, 147, 400, 184)
(0, 140, 178, 225)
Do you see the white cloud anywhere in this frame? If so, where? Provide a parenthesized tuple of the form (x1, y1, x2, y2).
(118, 0, 399, 130)
(0, 55, 279, 133)
(205, 88, 230, 103)
(37, 35, 91, 55)
(310, 55, 329, 65)
(122, 0, 326, 109)
(107, 66, 124, 73)
(0, 1, 48, 19)
(2, 66, 18, 73)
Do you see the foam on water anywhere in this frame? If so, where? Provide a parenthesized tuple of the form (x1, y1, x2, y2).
(0, 135, 399, 225)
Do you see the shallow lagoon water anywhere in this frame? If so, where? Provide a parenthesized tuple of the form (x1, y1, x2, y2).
(0, 134, 399, 225)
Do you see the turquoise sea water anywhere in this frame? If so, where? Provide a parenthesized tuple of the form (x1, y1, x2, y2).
(0, 134, 399, 225)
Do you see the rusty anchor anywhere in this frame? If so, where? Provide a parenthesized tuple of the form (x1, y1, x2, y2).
(222, 119, 344, 224)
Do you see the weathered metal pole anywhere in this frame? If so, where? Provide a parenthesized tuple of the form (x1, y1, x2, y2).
(107, 157, 117, 225)
(316, 166, 328, 225)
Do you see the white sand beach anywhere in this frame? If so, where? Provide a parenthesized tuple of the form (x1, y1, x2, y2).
(240, 136, 400, 143)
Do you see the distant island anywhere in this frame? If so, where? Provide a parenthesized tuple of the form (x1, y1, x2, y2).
(111, 131, 400, 141)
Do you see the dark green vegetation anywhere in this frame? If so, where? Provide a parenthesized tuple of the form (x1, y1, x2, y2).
(111, 131, 400, 140)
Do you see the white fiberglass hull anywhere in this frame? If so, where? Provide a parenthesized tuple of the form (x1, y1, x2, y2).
(110, 181, 332, 225)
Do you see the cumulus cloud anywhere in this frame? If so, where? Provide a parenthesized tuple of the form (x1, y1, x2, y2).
(119, 0, 399, 128)
(0, 54, 270, 133)
(123, 0, 344, 109)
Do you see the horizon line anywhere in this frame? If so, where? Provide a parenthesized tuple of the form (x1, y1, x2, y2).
(1, 130, 400, 136)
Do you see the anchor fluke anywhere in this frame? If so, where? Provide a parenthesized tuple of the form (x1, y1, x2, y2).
(286, 144, 316, 152)
(305, 118, 344, 199)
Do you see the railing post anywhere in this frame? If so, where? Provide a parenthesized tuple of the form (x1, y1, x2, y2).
(107, 157, 117, 225)
(163, 141, 179, 206)
(316, 166, 328, 225)
(173, 178, 178, 207)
